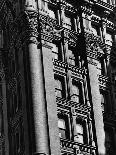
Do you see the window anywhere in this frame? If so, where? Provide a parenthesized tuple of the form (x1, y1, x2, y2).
(54, 75, 65, 98)
(68, 46, 79, 66)
(71, 81, 83, 103)
(101, 93, 105, 112)
(51, 42, 62, 60)
(97, 57, 106, 75)
(58, 118, 66, 139)
(74, 123, 84, 143)
(106, 31, 113, 46)
(83, 17, 89, 30)
(64, 13, 75, 30)
(91, 24, 100, 36)
(58, 115, 69, 139)
(68, 48, 75, 66)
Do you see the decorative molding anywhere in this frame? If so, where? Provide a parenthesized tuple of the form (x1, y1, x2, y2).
(96, 0, 114, 11)
(85, 31, 105, 60)
(8, 77, 17, 92)
(60, 138, 96, 155)
(9, 9, 39, 48)
(98, 74, 110, 90)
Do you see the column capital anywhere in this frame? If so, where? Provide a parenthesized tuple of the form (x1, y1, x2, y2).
(10, 9, 39, 48)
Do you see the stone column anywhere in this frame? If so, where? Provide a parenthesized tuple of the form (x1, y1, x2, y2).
(20, 5, 50, 155)
(27, 40, 49, 155)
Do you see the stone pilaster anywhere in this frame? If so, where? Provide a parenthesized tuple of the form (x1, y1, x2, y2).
(87, 61, 106, 155)
(15, 5, 50, 155)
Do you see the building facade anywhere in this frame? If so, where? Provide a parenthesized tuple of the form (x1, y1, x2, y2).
(0, 0, 116, 155)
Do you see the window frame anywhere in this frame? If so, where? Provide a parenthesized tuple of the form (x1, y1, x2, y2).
(64, 11, 76, 31)
(54, 74, 66, 99)
(71, 80, 84, 104)
(58, 114, 70, 140)
(74, 118, 88, 144)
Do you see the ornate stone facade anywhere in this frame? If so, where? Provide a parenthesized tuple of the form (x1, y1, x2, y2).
(0, 0, 116, 155)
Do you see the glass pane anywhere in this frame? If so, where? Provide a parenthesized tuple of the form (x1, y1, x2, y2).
(75, 123, 84, 143)
(83, 18, 89, 30)
(106, 32, 113, 46)
(76, 124, 83, 134)
(55, 79, 62, 90)
(65, 15, 71, 25)
(52, 44, 58, 53)
(59, 129, 66, 139)
(58, 118, 66, 129)
(55, 89, 62, 97)
(74, 134, 83, 143)
(72, 84, 79, 95)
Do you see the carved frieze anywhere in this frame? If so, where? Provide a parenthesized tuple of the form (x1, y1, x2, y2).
(85, 31, 105, 60)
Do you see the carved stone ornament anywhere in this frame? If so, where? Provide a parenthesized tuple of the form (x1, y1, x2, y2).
(85, 32, 105, 60)
(11, 9, 39, 47)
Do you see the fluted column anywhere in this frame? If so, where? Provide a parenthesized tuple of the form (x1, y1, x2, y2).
(18, 5, 50, 154)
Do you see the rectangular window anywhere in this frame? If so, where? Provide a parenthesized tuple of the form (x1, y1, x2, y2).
(64, 13, 75, 31)
(75, 123, 84, 143)
(101, 93, 105, 112)
(100, 91, 108, 113)
(58, 115, 69, 139)
(83, 17, 89, 30)
(71, 81, 83, 104)
(74, 119, 87, 144)
(54, 75, 65, 98)
(97, 57, 106, 75)
(51, 42, 62, 60)
(91, 24, 100, 36)
(106, 31, 113, 46)
(58, 118, 66, 139)
(68, 46, 80, 67)
(68, 48, 75, 66)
